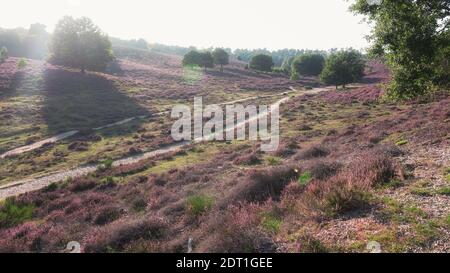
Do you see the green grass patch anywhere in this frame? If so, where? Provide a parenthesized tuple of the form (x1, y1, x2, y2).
(395, 139, 408, 146)
(0, 198, 34, 228)
(436, 187, 450, 195)
(298, 171, 313, 186)
(186, 195, 214, 216)
(410, 187, 434, 196)
(261, 212, 283, 233)
(266, 156, 282, 166)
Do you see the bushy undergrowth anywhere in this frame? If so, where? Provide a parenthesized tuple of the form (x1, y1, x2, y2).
(0, 198, 34, 229)
(84, 216, 167, 252)
(186, 195, 214, 216)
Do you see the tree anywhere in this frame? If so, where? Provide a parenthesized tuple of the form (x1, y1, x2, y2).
(199, 51, 214, 71)
(320, 50, 365, 89)
(249, 54, 274, 72)
(351, 0, 450, 99)
(291, 54, 325, 76)
(212, 48, 229, 72)
(281, 56, 294, 74)
(182, 50, 202, 67)
(182, 50, 214, 71)
(49, 16, 114, 73)
(0, 47, 7, 63)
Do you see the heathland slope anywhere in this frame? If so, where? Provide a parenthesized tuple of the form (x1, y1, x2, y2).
(0, 53, 449, 253)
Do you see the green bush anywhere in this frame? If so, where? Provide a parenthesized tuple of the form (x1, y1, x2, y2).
(250, 54, 274, 72)
(0, 198, 34, 228)
(320, 50, 365, 89)
(17, 58, 27, 69)
(0, 46, 7, 63)
(186, 195, 214, 216)
(292, 54, 325, 76)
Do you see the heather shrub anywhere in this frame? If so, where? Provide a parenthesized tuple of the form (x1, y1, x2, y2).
(69, 178, 97, 192)
(131, 198, 148, 212)
(0, 198, 34, 228)
(233, 153, 261, 166)
(308, 160, 342, 180)
(43, 183, 58, 192)
(296, 145, 330, 160)
(226, 166, 298, 204)
(94, 206, 123, 225)
(85, 216, 167, 252)
(186, 195, 214, 216)
(293, 152, 397, 218)
(206, 204, 275, 253)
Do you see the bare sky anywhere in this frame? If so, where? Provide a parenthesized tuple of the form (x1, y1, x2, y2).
(0, 0, 371, 50)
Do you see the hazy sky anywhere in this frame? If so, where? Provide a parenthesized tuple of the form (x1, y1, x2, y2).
(0, 0, 371, 50)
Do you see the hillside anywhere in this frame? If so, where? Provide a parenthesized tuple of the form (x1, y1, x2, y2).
(0, 52, 307, 185)
(0, 52, 448, 253)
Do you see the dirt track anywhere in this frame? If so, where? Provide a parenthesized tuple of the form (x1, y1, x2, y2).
(0, 89, 305, 199)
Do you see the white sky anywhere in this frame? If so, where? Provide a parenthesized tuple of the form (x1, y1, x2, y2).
(0, 0, 370, 50)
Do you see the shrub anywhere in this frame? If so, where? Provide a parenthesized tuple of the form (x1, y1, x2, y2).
(320, 49, 365, 89)
(43, 183, 58, 192)
(70, 178, 97, 192)
(226, 166, 298, 203)
(205, 204, 275, 253)
(233, 153, 261, 165)
(0, 198, 34, 228)
(250, 54, 274, 72)
(85, 217, 167, 252)
(0, 46, 7, 63)
(17, 58, 27, 69)
(186, 195, 214, 216)
(296, 145, 330, 160)
(308, 161, 342, 180)
(294, 152, 396, 218)
(291, 54, 325, 76)
(94, 206, 122, 225)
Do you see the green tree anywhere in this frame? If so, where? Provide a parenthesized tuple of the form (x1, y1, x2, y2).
(351, 0, 450, 99)
(182, 50, 202, 67)
(281, 56, 294, 74)
(291, 54, 325, 76)
(49, 16, 114, 73)
(250, 54, 274, 72)
(199, 51, 214, 71)
(212, 48, 229, 72)
(320, 50, 365, 89)
(0, 46, 7, 63)
(182, 50, 214, 71)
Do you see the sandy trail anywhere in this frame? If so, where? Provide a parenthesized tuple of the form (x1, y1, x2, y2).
(0, 83, 350, 199)
(0, 90, 300, 199)
(0, 91, 297, 159)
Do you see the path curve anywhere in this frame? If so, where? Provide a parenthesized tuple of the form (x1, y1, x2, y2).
(0, 91, 299, 199)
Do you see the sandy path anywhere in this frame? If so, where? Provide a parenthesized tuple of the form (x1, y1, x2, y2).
(0, 91, 300, 199)
(0, 91, 297, 160)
